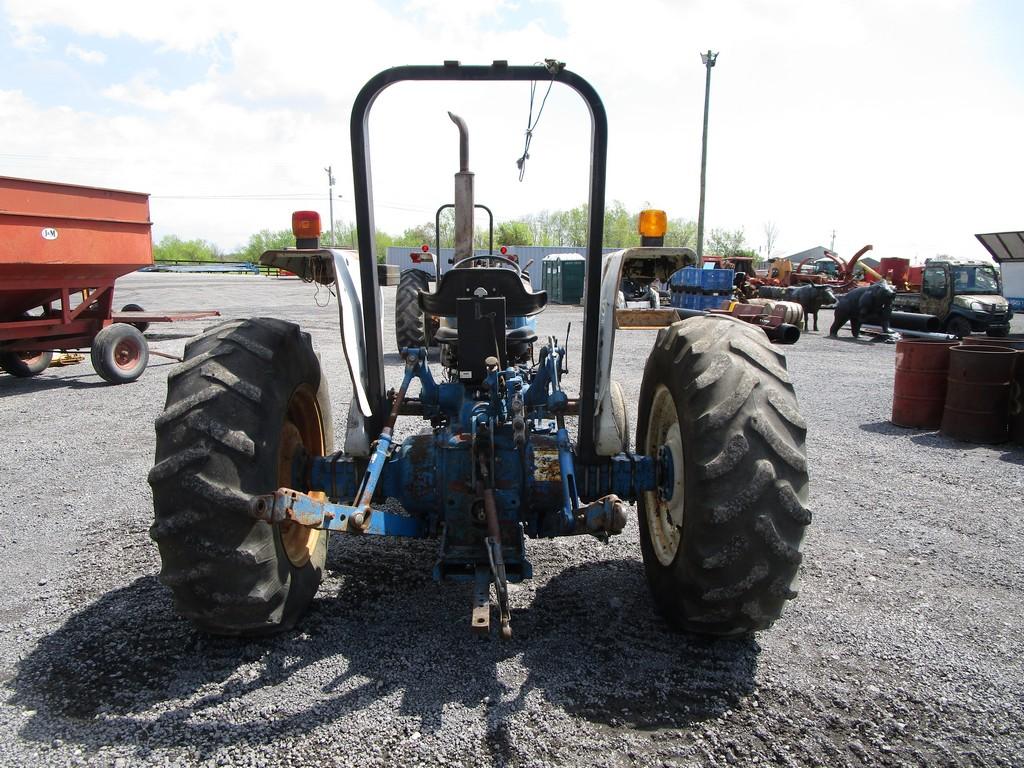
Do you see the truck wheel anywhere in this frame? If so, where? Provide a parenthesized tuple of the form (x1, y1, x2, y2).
(0, 350, 54, 377)
(91, 323, 149, 384)
(120, 303, 149, 334)
(396, 269, 430, 352)
(149, 318, 332, 636)
(636, 315, 811, 635)
(946, 315, 972, 339)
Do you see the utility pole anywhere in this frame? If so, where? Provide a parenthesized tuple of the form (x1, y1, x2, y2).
(696, 50, 718, 261)
(830, 229, 836, 252)
(324, 166, 336, 246)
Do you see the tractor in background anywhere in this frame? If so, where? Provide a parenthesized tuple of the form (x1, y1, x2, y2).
(149, 62, 810, 640)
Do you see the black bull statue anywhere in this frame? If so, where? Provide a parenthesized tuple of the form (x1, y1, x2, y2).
(829, 282, 896, 338)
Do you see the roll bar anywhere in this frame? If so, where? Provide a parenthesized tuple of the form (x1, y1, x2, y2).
(350, 61, 608, 462)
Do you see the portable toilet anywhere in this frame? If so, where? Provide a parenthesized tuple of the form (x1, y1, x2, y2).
(542, 253, 586, 304)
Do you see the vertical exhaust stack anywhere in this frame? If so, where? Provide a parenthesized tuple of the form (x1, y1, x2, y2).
(448, 112, 474, 263)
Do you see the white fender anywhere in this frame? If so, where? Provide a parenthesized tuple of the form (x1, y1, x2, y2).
(593, 246, 697, 455)
(329, 249, 374, 456)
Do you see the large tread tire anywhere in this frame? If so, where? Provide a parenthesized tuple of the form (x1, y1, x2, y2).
(91, 323, 149, 384)
(148, 318, 332, 636)
(396, 269, 430, 352)
(0, 350, 54, 377)
(636, 315, 811, 636)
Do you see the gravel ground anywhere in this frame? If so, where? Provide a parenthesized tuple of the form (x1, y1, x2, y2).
(1, 272, 1022, 767)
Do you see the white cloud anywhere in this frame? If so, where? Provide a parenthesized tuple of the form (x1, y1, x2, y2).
(1, 0, 1021, 261)
(65, 43, 107, 64)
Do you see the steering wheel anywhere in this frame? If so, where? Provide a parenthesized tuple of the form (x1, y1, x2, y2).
(451, 254, 523, 276)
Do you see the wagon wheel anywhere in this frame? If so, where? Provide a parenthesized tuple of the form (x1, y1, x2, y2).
(120, 303, 150, 334)
(91, 323, 149, 384)
(0, 350, 54, 378)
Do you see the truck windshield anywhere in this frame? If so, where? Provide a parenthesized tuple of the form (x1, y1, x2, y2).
(950, 265, 1000, 295)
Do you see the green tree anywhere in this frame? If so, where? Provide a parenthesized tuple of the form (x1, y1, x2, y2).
(664, 217, 697, 248)
(153, 235, 222, 262)
(241, 229, 295, 262)
(603, 201, 639, 249)
(495, 220, 534, 246)
(707, 227, 747, 257)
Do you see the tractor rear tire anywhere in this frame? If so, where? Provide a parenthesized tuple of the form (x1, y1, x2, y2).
(149, 318, 332, 636)
(0, 350, 54, 377)
(91, 323, 149, 384)
(396, 269, 430, 352)
(636, 315, 810, 636)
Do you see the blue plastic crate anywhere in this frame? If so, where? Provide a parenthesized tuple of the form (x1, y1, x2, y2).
(700, 268, 735, 292)
(699, 294, 730, 312)
(682, 292, 701, 310)
(673, 267, 701, 288)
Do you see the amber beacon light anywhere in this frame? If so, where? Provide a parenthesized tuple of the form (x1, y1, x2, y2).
(638, 209, 667, 246)
(292, 210, 322, 248)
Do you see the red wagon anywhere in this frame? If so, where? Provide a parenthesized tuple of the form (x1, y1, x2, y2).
(0, 176, 217, 383)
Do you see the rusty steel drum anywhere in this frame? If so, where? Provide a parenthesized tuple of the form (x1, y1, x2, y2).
(940, 344, 1018, 444)
(1012, 354, 1024, 446)
(891, 339, 959, 428)
(961, 334, 1024, 351)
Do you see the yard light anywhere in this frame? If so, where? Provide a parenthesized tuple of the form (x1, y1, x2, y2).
(696, 50, 718, 261)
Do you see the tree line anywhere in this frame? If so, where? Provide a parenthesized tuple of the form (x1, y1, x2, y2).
(153, 202, 756, 263)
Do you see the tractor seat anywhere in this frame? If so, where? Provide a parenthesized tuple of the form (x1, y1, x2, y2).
(434, 325, 537, 346)
(419, 268, 547, 318)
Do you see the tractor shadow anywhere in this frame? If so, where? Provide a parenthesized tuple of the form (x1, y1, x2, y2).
(8, 541, 757, 758)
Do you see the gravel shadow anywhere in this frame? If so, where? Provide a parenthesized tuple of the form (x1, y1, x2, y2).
(9, 544, 757, 756)
(516, 560, 759, 729)
(0, 374, 109, 394)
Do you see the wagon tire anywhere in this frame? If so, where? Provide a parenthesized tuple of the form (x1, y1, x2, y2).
(396, 268, 430, 352)
(91, 323, 149, 384)
(149, 317, 332, 636)
(636, 315, 811, 635)
(121, 303, 149, 333)
(0, 350, 54, 377)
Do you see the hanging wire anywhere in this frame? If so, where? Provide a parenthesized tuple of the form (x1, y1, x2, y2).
(301, 255, 336, 308)
(516, 60, 564, 181)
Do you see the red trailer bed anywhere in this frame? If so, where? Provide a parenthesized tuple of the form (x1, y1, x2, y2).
(0, 176, 218, 383)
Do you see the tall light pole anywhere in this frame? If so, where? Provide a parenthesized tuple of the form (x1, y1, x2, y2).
(696, 50, 718, 261)
(324, 165, 336, 246)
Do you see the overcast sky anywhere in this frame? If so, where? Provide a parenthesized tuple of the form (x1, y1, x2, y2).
(2, 0, 1021, 262)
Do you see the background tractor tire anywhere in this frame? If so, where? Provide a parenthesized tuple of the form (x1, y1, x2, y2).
(0, 350, 54, 377)
(395, 269, 430, 352)
(636, 315, 811, 636)
(91, 323, 149, 384)
(149, 318, 332, 636)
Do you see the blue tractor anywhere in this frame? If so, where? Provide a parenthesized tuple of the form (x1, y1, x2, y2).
(149, 62, 810, 639)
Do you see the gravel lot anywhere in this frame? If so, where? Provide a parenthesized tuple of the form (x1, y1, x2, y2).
(1, 272, 1022, 767)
